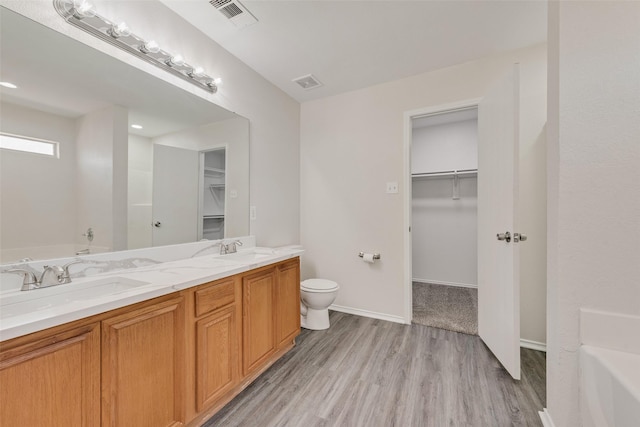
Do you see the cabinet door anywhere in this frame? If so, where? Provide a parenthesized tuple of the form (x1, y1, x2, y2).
(276, 259, 301, 348)
(102, 297, 185, 427)
(242, 268, 276, 375)
(196, 305, 239, 411)
(0, 323, 100, 427)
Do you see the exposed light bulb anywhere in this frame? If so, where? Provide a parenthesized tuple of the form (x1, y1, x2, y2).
(167, 54, 184, 67)
(213, 77, 223, 86)
(190, 66, 205, 77)
(71, 0, 96, 18)
(0, 82, 18, 89)
(140, 40, 160, 54)
(109, 22, 131, 38)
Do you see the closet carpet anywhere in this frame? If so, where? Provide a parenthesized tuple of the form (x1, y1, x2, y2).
(203, 311, 545, 427)
(412, 282, 478, 335)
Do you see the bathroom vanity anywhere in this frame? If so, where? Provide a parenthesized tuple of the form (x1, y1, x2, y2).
(0, 246, 301, 427)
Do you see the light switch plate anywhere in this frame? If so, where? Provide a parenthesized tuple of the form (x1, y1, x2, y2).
(386, 182, 399, 193)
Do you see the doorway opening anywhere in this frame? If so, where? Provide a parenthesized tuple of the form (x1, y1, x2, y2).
(199, 147, 227, 241)
(409, 106, 479, 335)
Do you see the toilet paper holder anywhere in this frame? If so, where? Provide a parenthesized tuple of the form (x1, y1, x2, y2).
(358, 252, 381, 260)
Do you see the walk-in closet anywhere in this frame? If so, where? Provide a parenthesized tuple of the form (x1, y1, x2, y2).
(411, 108, 479, 334)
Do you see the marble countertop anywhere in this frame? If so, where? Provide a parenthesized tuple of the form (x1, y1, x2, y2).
(0, 246, 303, 342)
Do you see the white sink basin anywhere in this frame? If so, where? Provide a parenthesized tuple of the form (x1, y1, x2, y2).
(220, 248, 275, 263)
(0, 277, 150, 320)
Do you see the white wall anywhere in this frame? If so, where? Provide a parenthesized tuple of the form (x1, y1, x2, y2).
(412, 177, 477, 287)
(411, 119, 478, 173)
(75, 105, 128, 252)
(546, 2, 640, 425)
(128, 134, 153, 250)
(411, 119, 478, 287)
(0, 0, 300, 248)
(301, 43, 547, 342)
(0, 102, 77, 262)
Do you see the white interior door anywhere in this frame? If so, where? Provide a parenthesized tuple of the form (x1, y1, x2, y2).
(152, 144, 199, 246)
(477, 64, 521, 380)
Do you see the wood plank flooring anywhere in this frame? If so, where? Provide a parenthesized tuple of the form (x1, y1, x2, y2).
(203, 311, 546, 427)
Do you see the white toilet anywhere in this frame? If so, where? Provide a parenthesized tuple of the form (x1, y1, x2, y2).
(300, 279, 339, 330)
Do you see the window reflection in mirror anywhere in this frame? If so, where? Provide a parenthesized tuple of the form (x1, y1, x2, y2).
(0, 7, 249, 263)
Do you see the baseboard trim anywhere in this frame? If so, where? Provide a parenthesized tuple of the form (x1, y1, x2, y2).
(520, 338, 547, 352)
(538, 408, 556, 427)
(329, 304, 407, 325)
(412, 278, 478, 289)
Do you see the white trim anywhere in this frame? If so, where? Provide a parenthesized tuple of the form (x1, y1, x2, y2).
(520, 338, 547, 352)
(412, 278, 478, 289)
(538, 409, 556, 427)
(403, 99, 482, 324)
(329, 304, 407, 325)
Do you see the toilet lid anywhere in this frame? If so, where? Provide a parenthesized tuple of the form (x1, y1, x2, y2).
(301, 279, 339, 291)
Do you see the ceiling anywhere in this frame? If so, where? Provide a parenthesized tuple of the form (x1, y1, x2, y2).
(160, 0, 547, 103)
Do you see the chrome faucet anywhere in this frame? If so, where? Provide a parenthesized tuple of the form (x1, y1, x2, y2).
(215, 240, 243, 255)
(5, 269, 39, 291)
(5, 260, 84, 291)
(38, 265, 65, 288)
(224, 240, 243, 254)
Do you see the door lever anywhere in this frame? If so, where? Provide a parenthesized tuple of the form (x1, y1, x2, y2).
(497, 231, 511, 242)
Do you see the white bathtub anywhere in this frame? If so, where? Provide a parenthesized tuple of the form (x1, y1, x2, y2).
(580, 345, 640, 427)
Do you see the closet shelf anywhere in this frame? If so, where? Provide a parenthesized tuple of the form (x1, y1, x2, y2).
(412, 169, 477, 180)
(209, 184, 225, 189)
(203, 215, 224, 219)
(204, 167, 225, 177)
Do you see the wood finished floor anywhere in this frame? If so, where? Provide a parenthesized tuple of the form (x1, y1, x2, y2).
(204, 312, 546, 427)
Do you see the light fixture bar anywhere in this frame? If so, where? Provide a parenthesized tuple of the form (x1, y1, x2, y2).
(53, 0, 219, 93)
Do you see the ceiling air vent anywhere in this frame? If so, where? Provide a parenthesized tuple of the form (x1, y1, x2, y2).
(209, 0, 258, 29)
(292, 74, 323, 91)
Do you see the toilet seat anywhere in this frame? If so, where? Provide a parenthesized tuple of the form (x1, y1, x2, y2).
(301, 279, 339, 293)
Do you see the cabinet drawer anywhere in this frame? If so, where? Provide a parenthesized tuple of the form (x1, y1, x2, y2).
(195, 278, 236, 317)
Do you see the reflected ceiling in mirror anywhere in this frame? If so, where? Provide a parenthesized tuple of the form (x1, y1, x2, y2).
(0, 7, 250, 263)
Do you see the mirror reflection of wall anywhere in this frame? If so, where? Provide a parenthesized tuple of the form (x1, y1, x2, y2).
(0, 7, 250, 264)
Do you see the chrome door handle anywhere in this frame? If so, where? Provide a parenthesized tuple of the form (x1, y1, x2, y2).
(497, 231, 511, 242)
(514, 233, 527, 242)
(154, 221, 161, 228)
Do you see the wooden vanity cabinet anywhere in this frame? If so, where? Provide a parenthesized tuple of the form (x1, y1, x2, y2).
(243, 258, 301, 376)
(0, 257, 300, 427)
(275, 258, 301, 349)
(242, 266, 277, 376)
(191, 277, 242, 413)
(101, 296, 186, 427)
(0, 322, 101, 427)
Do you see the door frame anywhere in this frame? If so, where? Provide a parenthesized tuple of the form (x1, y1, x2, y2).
(198, 145, 229, 240)
(402, 98, 482, 324)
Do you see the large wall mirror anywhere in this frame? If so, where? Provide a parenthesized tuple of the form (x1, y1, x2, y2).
(0, 7, 249, 263)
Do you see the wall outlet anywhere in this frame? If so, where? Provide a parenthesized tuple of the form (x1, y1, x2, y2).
(250, 206, 256, 220)
(386, 181, 399, 194)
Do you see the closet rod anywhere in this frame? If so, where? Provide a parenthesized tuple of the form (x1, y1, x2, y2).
(412, 168, 477, 179)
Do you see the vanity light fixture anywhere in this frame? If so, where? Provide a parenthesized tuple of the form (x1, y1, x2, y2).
(166, 54, 185, 67)
(140, 40, 160, 54)
(53, 0, 220, 93)
(108, 22, 131, 39)
(0, 82, 18, 89)
(70, 0, 95, 19)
